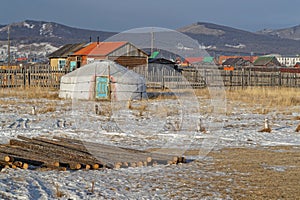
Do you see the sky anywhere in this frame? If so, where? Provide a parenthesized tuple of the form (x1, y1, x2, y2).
(1, 0, 300, 32)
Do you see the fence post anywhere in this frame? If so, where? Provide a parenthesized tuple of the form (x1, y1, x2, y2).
(248, 68, 251, 86)
(278, 71, 282, 87)
(241, 68, 244, 88)
(23, 68, 26, 88)
(162, 69, 165, 90)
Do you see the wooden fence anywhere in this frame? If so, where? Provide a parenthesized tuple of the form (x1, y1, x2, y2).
(1, 65, 300, 89)
(220, 67, 300, 88)
(140, 66, 300, 89)
(0, 65, 69, 88)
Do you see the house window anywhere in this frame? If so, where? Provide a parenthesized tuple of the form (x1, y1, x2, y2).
(58, 59, 66, 70)
(70, 61, 76, 71)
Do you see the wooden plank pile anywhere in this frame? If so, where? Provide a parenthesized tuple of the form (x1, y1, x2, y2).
(0, 136, 186, 171)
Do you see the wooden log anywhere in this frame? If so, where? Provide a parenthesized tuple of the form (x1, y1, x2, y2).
(122, 162, 129, 168)
(0, 161, 17, 169)
(137, 161, 144, 167)
(11, 164, 17, 169)
(79, 140, 179, 166)
(147, 154, 179, 164)
(33, 136, 89, 154)
(0, 145, 58, 167)
(13, 138, 104, 169)
(10, 140, 59, 167)
(22, 162, 29, 170)
(53, 136, 149, 156)
(130, 162, 137, 168)
(25, 148, 82, 170)
(144, 161, 148, 166)
(12, 161, 28, 169)
(84, 164, 91, 170)
(114, 162, 122, 169)
(0, 161, 10, 167)
(68, 163, 81, 170)
(91, 163, 100, 170)
(39, 165, 67, 172)
(54, 136, 168, 166)
(43, 137, 154, 165)
(18, 137, 102, 164)
(4, 155, 12, 162)
(15, 136, 184, 169)
(0, 152, 13, 162)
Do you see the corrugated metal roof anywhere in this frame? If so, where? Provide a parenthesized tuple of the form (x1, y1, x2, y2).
(253, 56, 281, 66)
(48, 43, 86, 58)
(185, 57, 203, 64)
(203, 57, 214, 63)
(73, 41, 128, 56)
(222, 57, 250, 66)
(149, 51, 160, 59)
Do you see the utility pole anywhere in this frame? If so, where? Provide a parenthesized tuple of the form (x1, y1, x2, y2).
(151, 30, 154, 56)
(7, 25, 11, 67)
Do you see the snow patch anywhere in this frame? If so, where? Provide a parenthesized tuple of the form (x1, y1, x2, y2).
(23, 22, 35, 29)
(199, 44, 217, 50)
(225, 43, 246, 49)
(39, 23, 54, 37)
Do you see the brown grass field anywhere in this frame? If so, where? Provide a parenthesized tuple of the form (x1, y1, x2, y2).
(1, 86, 299, 106)
(204, 146, 300, 199)
(0, 87, 59, 99)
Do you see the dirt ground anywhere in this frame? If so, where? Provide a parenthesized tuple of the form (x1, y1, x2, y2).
(199, 146, 300, 199)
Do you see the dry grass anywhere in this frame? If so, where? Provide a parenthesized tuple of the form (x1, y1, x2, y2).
(54, 183, 65, 198)
(38, 104, 57, 114)
(225, 87, 300, 107)
(127, 100, 148, 116)
(193, 87, 300, 107)
(146, 87, 300, 115)
(205, 146, 300, 199)
(0, 87, 59, 99)
(1, 86, 298, 115)
(193, 87, 300, 114)
(192, 88, 211, 99)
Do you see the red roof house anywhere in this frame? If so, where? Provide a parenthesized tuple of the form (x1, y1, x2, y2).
(71, 41, 148, 70)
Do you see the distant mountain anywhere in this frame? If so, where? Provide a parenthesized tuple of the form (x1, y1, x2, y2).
(178, 22, 300, 55)
(0, 19, 115, 47)
(257, 24, 300, 41)
(0, 20, 300, 62)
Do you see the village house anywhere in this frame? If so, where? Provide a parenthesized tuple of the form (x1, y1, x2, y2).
(148, 57, 180, 73)
(275, 55, 300, 67)
(70, 41, 148, 72)
(48, 43, 86, 71)
(222, 57, 251, 70)
(253, 56, 281, 67)
(222, 57, 251, 67)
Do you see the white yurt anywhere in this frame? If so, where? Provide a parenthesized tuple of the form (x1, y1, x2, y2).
(59, 60, 147, 101)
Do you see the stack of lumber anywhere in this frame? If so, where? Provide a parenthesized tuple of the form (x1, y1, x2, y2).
(0, 136, 186, 171)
